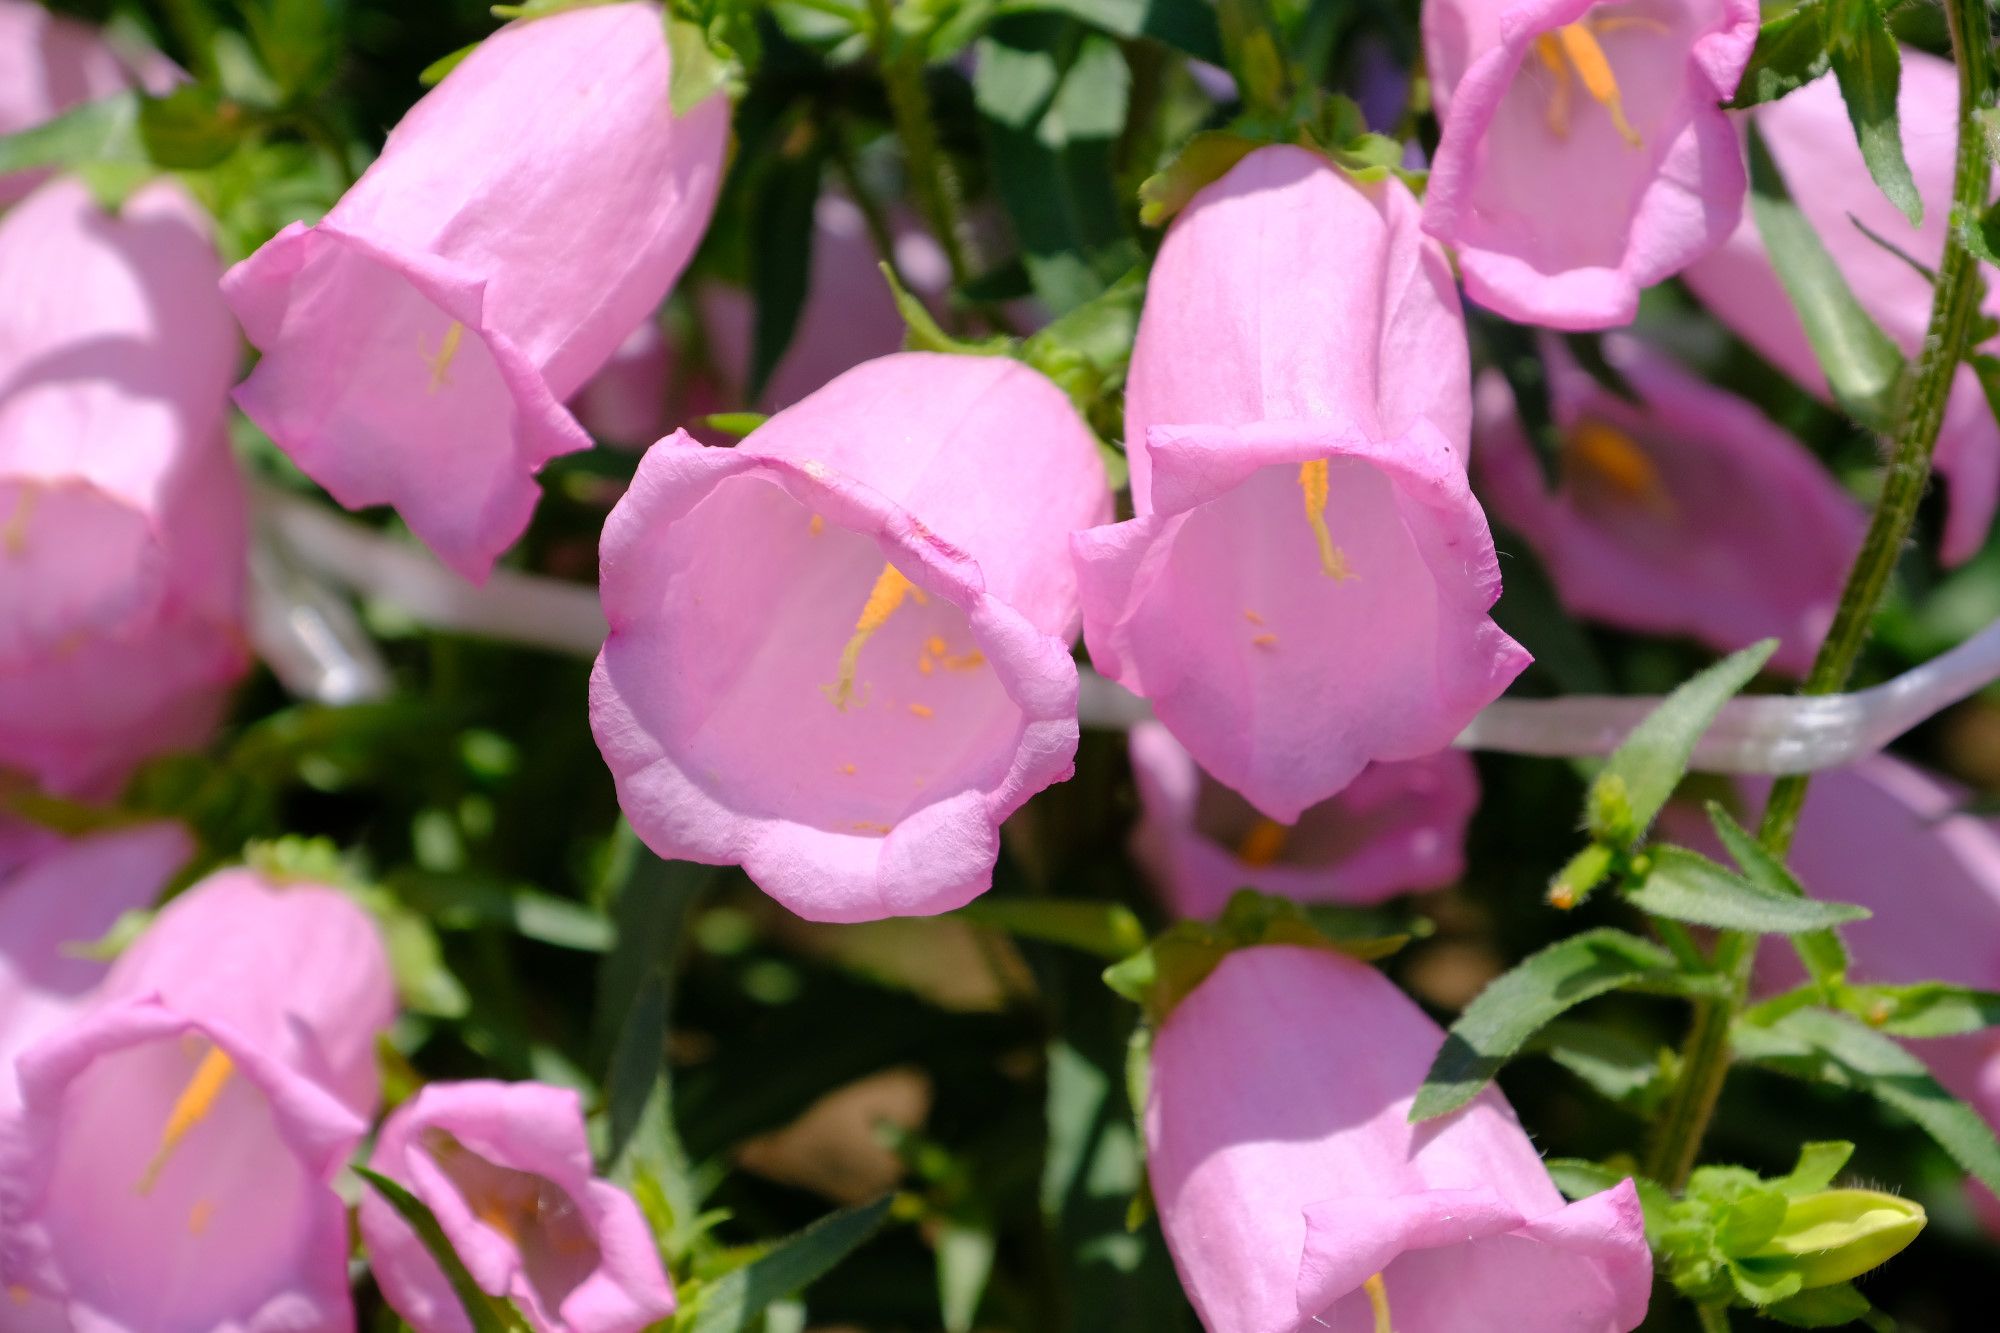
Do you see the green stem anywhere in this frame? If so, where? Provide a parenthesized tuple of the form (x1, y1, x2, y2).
(1645, 0, 1993, 1192)
(868, 0, 977, 298)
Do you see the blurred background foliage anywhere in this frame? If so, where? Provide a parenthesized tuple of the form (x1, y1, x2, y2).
(18, 0, 2000, 1328)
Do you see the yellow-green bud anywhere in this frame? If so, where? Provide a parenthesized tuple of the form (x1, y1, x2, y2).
(1748, 1189, 1926, 1288)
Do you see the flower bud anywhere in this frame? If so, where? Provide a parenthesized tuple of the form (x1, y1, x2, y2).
(1747, 1189, 1925, 1289)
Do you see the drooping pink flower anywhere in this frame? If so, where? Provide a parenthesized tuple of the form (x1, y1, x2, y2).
(1147, 944, 1653, 1332)
(0, 868, 394, 1332)
(223, 2, 730, 581)
(571, 194, 952, 448)
(0, 1, 175, 205)
(1473, 338, 1863, 675)
(1074, 145, 1528, 824)
(361, 1081, 675, 1333)
(1129, 721, 1479, 920)
(1422, 0, 1758, 329)
(1684, 49, 2000, 565)
(590, 352, 1110, 922)
(0, 821, 190, 1112)
(0, 177, 247, 799)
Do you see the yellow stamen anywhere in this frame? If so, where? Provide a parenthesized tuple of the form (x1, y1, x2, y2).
(941, 651, 985, 671)
(925, 636, 948, 657)
(809, 513, 825, 536)
(1565, 419, 1668, 510)
(1364, 1273, 1395, 1333)
(9, 1284, 30, 1306)
(1298, 460, 1353, 580)
(188, 1199, 216, 1236)
(908, 702, 935, 718)
(1251, 632, 1278, 649)
(823, 564, 924, 709)
(918, 656, 935, 675)
(1537, 23, 1642, 148)
(422, 321, 465, 392)
(1236, 818, 1289, 867)
(1243, 609, 1265, 626)
(2, 488, 34, 557)
(853, 820, 892, 835)
(137, 1046, 234, 1195)
(840, 762, 858, 775)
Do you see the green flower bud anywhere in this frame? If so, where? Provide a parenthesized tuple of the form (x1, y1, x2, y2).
(1586, 772, 1639, 846)
(1748, 1189, 1926, 1289)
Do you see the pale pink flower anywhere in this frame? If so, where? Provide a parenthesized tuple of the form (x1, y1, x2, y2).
(1423, 0, 1758, 328)
(1148, 944, 1653, 1332)
(0, 177, 247, 798)
(223, 1, 730, 580)
(1074, 144, 1527, 823)
(361, 1081, 675, 1333)
(1129, 721, 1478, 919)
(1684, 49, 2000, 565)
(590, 352, 1110, 922)
(0, 0, 176, 204)
(1474, 339, 1863, 674)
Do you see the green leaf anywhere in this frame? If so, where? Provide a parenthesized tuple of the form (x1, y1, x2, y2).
(1748, 120, 1908, 430)
(1829, 3, 1920, 225)
(879, 262, 1011, 357)
(1626, 846, 1870, 935)
(1729, 1, 1831, 108)
(1528, 1021, 1672, 1111)
(1834, 981, 2000, 1036)
(955, 898, 1147, 959)
(665, 14, 742, 117)
(745, 138, 825, 403)
(1411, 929, 1684, 1121)
(390, 872, 613, 951)
(936, 1220, 996, 1332)
(1586, 640, 1778, 847)
(1775, 1141, 1855, 1195)
(137, 86, 252, 169)
(244, 0, 341, 101)
(0, 93, 142, 175)
(688, 1197, 894, 1333)
(1761, 1283, 1888, 1329)
(1137, 131, 1259, 226)
(975, 16, 1141, 313)
(419, 41, 479, 86)
(1706, 802, 1850, 986)
(1733, 1007, 2000, 1195)
(997, 0, 1223, 61)
(355, 1168, 528, 1333)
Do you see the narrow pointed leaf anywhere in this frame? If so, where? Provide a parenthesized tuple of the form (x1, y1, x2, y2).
(1729, 1, 1831, 108)
(1830, 12, 1921, 224)
(690, 1196, 894, 1333)
(1707, 802, 1850, 984)
(1626, 846, 1870, 934)
(356, 1168, 528, 1333)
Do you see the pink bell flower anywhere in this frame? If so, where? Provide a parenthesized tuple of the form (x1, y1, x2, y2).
(0, 868, 395, 1332)
(1073, 145, 1527, 823)
(0, 1, 175, 205)
(1683, 49, 2000, 565)
(1129, 721, 1479, 919)
(1422, 0, 1758, 329)
(1473, 339, 1863, 675)
(222, 1, 730, 581)
(1147, 944, 1653, 1332)
(0, 822, 190, 1112)
(360, 1081, 675, 1333)
(0, 177, 247, 799)
(590, 352, 1110, 922)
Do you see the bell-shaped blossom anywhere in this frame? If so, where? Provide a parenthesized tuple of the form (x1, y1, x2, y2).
(1147, 944, 1652, 1332)
(361, 1081, 675, 1333)
(591, 352, 1110, 923)
(1074, 145, 1527, 824)
(0, 822, 190, 1111)
(1129, 721, 1478, 920)
(223, 2, 730, 581)
(1422, 0, 1758, 329)
(0, 868, 394, 1332)
(0, 1, 174, 204)
(1474, 339, 1863, 675)
(571, 194, 951, 448)
(1684, 50, 2000, 564)
(0, 177, 247, 798)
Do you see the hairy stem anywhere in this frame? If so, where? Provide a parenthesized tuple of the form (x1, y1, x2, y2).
(1646, 0, 1994, 1191)
(869, 0, 977, 297)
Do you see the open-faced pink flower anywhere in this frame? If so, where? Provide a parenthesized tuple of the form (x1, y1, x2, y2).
(0, 868, 394, 1333)
(0, 821, 190, 1111)
(1422, 0, 1758, 329)
(0, 1, 176, 205)
(1474, 339, 1863, 675)
(223, 2, 730, 581)
(591, 352, 1110, 923)
(1129, 721, 1478, 919)
(361, 1081, 675, 1333)
(1148, 944, 1652, 1332)
(1684, 49, 2000, 565)
(0, 177, 247, 799)
(1074, 145, 1527, 824)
